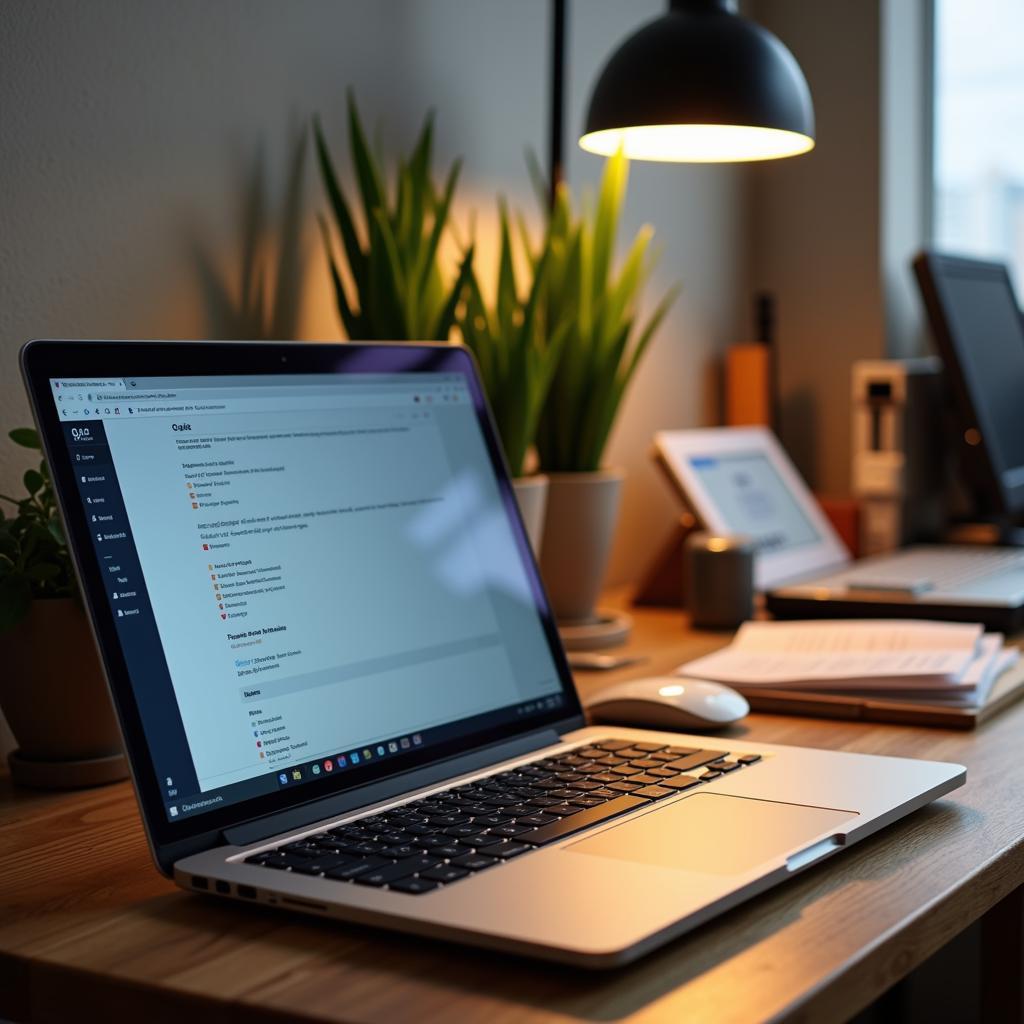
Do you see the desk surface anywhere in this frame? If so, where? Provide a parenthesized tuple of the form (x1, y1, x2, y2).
(2, 601, 1024, 1024)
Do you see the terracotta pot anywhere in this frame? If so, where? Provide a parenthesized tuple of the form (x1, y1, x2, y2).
(0, 598, 127, 787)
(512, 474, 549, 555)
(539, 469, 624, 623)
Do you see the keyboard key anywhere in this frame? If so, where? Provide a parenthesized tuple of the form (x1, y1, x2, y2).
(628, 759, 661, 770)
(611, 765, 642, 776)
(700, 769, 722, 781)
(389, 877, 440, 894)
(630, 742, 667, 752)
(609, 781, 642, 793)
(516, 795, 649, 846)
(474, 812, 513, 826)
(381, 845, 423, 858)
(634, 785, 675, 799)
(325, 856, 390, 880)
(710, 760, 741, 772)
(291, 855, 349, 875)
(355, 856, 440, 887)
(486, 841, 532, 859)
(737, 753, 762, 764)
(489, 823, 530, 837)
(663, 774, 701, 791)
(666, 750, 729, 772)
(569, 797, 608, 808)
(667, 746, 701, 756)
(588, 772, 621, 783)
(630, 774, 664, 785)
(516, 813, 557, 826)
(420, 864, 471, 883)
(594, 740, 633, 751)
(450, 853, 498, 870)
(595, 755, 628, 766)
(647, 767, 680, 778)
(443, 823, 487, 838)
(589, 788, 620, 799)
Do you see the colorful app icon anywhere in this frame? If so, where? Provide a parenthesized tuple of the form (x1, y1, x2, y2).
(323, 759, 333, 772)
(412, 734, 423, 746)
(291, 768, 302, 781)
(377, 745, 385, 757)
(350, 752, 360, 765)
(311, 763, 321, 776)
(388, 741, 398, 753)
(278, 773, 288, 785)
(400, 737, 411, 749)
(337, 754, 348, 768)
(363, 749, 373, 760)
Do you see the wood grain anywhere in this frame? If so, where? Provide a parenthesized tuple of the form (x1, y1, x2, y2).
(2, 600, 1023, 1024)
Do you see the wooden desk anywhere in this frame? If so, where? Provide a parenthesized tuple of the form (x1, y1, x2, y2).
(2, 602, 1023, 1024)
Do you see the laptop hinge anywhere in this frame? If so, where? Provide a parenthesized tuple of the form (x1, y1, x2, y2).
(222, 726, 566, 847)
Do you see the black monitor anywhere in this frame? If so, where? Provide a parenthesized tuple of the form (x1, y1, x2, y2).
(913, 250, 1024, 520)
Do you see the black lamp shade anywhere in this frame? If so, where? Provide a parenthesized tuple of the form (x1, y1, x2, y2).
(580, 0, 815, 162)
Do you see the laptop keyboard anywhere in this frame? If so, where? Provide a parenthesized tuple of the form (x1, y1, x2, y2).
(241, 739, 762, 895)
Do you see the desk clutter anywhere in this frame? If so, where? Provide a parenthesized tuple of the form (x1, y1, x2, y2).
(677, 619, 1024, 729)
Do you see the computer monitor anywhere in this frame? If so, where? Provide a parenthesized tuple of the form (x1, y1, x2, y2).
(913, 251, 1024, 521)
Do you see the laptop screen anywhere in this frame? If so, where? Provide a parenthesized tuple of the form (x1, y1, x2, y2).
(46, 370, 566, 823)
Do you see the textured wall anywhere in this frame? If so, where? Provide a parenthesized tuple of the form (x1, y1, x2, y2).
(0, 0, 743, 758)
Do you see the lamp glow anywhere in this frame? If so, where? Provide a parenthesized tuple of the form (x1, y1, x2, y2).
(579, 0, 815, 166)
(579, 124, 815, 164)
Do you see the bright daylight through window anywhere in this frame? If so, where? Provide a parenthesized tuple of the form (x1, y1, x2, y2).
(934, 0, 1024, 294)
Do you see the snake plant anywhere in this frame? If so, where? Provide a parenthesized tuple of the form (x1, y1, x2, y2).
(534, 149, 679, 473)
(314, 93, 473, 341)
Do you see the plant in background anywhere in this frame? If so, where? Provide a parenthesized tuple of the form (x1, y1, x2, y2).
(459, 201, 568, 477)
(314, 92, 473, 341)
(0, 429, 76, 632)
(533, 149, 679, 473)
(193, 127, 308, 340)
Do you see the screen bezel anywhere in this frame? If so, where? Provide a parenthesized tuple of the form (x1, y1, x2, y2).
(20, 340, 583, 853)
(913, 250, 1024, 517)
(654, 426, 850, 589)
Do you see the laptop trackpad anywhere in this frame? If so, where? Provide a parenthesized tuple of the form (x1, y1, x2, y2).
(566, 794, 857, 875)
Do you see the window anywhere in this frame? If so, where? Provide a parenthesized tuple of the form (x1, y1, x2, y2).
(933, 0, 1024, 295)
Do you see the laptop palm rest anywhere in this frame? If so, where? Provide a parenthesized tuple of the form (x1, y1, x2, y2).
(565, 794, 857, 876)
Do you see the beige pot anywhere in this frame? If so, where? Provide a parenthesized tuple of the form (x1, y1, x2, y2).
(539, 469, 624, 623)
(512, 474, 549, 555)
(0, 598, 127, 787)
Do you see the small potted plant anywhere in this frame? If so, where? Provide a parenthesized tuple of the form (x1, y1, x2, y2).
(314, 92, 473, 341)
(458, 200, 568, 551)
(534, 150, 678, 623)
(0, 429, 126, 787)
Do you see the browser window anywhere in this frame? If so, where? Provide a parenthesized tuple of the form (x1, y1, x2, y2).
(49, 372, 564, 821)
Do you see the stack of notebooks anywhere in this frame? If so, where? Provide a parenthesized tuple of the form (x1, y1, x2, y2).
(677, 620, 1023, 728)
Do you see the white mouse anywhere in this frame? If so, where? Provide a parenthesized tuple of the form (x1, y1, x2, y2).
(584, 676, 749, 730)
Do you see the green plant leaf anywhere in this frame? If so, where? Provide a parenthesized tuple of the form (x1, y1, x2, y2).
(313, 116, 367, 297)
(9, 428, 40, 450)
(23, 469, 43, 496)
(347, 91, 387, 240)
(433, 245, 475, 341)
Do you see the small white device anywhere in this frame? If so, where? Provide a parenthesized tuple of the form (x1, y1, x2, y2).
(585, 677, 750, 729)
(654, 426, 849, 590)
(851, 358, 945, 555)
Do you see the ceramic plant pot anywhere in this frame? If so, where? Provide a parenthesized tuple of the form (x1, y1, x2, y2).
(539, 469, 624, 623)
(0, 598, 127, 788)
(512, 474, 549, 555)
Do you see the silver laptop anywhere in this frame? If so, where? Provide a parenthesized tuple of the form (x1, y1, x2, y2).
(22, 339, 965, 968)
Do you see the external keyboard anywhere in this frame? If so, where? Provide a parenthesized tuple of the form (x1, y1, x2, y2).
(242, 739, 762, 895)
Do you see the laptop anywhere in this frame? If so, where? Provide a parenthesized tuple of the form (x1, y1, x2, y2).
(22, 339, 964, 968)
(654, 425, 1024, 632)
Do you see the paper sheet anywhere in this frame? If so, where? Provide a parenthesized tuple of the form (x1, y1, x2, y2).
(678, 619, 985, 689)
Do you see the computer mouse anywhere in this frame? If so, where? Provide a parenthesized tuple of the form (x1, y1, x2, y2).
(584, 676, 749, 730)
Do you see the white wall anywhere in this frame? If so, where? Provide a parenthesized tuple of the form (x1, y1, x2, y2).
(0, 1, 742, 758)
